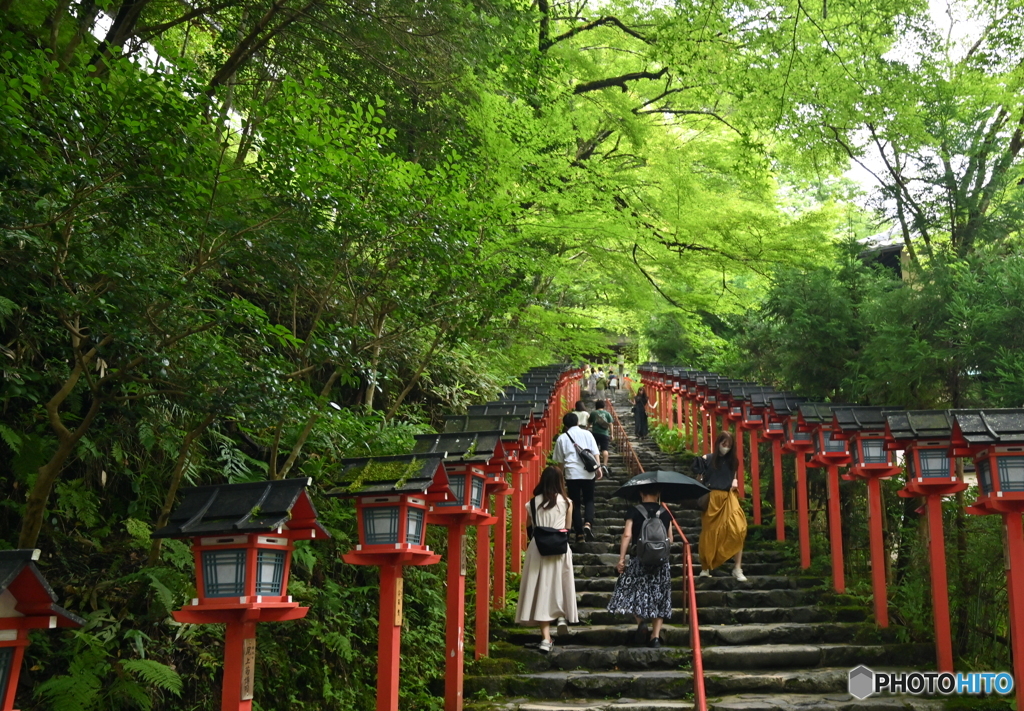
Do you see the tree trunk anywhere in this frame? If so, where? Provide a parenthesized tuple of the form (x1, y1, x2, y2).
(384, 328, 446, 420)
(275, 367, 343, 480)
(148, 413, 216, 565)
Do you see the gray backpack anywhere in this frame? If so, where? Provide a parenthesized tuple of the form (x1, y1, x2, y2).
(634, 504, 670, 566)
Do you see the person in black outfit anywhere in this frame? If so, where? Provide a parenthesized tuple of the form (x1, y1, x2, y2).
(631, 387, 658, 439)
(693, 431, 747, 581)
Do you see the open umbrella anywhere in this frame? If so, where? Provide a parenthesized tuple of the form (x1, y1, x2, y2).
(613, 470, 709, 503)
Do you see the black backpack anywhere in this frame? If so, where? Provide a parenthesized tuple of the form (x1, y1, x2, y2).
(634, 504, 670, 566)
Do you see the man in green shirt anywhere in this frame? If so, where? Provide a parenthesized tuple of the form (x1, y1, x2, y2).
(589, 400, 613, 470)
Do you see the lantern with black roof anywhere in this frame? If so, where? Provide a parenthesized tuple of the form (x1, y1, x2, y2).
(413, 431, 508, 661)
(832, 407, 900, 628)
(667, 369, 685, 440)
(330, 455, 450, 711)
(718, 380, 751, 500)
(755, 390, 792, 541)
(770, 395, 812, 568)
(427, 451, 498, 711)
(735, 386, 776, 526)
(152, 478, 328, 711)
(0, 549, 84, 711)
(948, 409, 1024, 708)
(884, 410, 963, 673)
(798, 403, 849, 594)
(699, 375, 722, 447)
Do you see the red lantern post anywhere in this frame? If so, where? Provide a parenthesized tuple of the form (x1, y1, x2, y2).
(885, 410, 963, 673)
(800, 403, 851, 594)
(949, 409, 1024, 709)
(771, 396, 812, 568)
(832, 407, 901, 628)
(760, 397, 789, 542)
(154, 478, 330, 711)
(0, 550, 84, 711)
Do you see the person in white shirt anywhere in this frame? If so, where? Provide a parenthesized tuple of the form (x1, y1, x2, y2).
(573, 401, 590, 429)
(552, 412, 602, 542)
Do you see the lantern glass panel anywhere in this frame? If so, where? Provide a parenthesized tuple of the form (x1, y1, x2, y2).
(998, 456, 1024, 492)
(255, 549, 286, 595)
(747, 412, 762, 422)
(0, 646, 12, 705)
(917, 449, 951, 478)
(731, 407, 742, 415)
(470, 476, 484, 509)
(406, 507, 425, 545)
(202, 549, 247, 597)
(822, 432, 845, 452)
(861, 439, 888, 464)
(978, 458, 992, 493)
(439, 475, 466, 507)
(363, 506, 400, 544)
(767, 423, 783, 431)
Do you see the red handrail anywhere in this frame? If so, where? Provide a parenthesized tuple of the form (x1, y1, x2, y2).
(607, 401, 707, 711)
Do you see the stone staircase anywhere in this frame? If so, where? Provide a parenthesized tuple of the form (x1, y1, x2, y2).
(466, 391, 942, 711)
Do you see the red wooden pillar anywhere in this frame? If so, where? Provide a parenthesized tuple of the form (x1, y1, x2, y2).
(475, 518, 491, 659)
(445, 525, 467, 711)
(772, 440, 785, 541)
(677, 394, 684, 436)
(826, 464, 845, 593)
(1003, 512, 1024, 711)
(749, 430, 761, 525)
(701, 410, 710, 455)
(222, 620, 258, 711)
(709, 412, 717, 450)
(510, 465, 524, 575)
(924, 494, 953, 672)
(492, 494, 507, 610)
(375, 564, 403, 711)
(796, 452, 810, 569)
(692, 401, 700, 453)
(735, 422, 745, 498)
(866, 477, 889, 628)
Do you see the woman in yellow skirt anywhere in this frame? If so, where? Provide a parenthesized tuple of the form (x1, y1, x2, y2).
(694, 431, 748, 581)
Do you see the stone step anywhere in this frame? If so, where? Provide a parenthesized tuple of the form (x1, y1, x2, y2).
(488, 642, 692, 671)
(701, 643, 932, 670)
(704, 668, 850, 696)
(575, 604, 848, 626)
(571, 550, 790, 567)
(466, 701, 695, 711)
(464, 670, 696, 701)
(492, 622, 893, 649)
(574, 575, 822, 593)
(574, 562, 785, 579)
(708, 694, 946, 711)
(577, 588, 815, 609)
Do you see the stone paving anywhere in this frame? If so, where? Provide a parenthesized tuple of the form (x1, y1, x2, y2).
(466, 389, 945, 711)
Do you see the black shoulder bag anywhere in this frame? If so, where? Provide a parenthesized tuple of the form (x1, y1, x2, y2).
(528, 498, 569, 556)
(566, 431, 600, 473)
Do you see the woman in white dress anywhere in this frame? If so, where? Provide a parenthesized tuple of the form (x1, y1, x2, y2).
(515, 465, 579, 653)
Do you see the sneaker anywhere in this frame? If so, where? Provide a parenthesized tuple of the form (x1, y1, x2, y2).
(732, 567, 748, 582)
(583, 525, 595, 542)
(538, 639, 553, 654)
(698, 569, 711, 578)
(557, 617, 569, 637)
(634, 620, 649, 646)
(648, 637, 662, 648)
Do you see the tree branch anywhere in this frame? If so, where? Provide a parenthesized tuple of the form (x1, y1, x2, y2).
(573, 67, 667, 94)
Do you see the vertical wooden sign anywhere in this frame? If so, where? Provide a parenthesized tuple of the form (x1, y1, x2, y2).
(460, 534, 468, 576)
(394, 576, 404, 626)
(241, 638, 256, 701)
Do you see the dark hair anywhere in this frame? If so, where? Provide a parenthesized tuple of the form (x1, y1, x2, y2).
(595, 400, 606, 409)
(562, 412, 578, 430)
(637, 386, 646, 397)
(534, 465, 568, 509)
(574, 400, 586, 412)
(710, 431, 738, 472)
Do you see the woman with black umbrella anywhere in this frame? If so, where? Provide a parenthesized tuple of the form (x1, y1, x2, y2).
(606, 484, 674, 647)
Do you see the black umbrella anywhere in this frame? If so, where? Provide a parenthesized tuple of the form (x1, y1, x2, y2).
(612, 470, 710, 503)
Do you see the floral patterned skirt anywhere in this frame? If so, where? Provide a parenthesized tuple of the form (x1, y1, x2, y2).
(606, 557, 672, 620)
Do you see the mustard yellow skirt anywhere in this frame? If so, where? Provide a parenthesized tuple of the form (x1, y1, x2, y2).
(699, 489, 748, 571)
